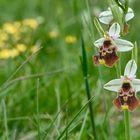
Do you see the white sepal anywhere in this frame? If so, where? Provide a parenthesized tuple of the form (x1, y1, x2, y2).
(94, 38, 105, 48)
(125, 8, 134, 22)
(132, 79, 140, 92)
(124, 60, 137, 78)
(104, 79, 122, 92)
(109, 23, 120, 39)
(99, 10, 113, 24)
(115, 39, 134, 52)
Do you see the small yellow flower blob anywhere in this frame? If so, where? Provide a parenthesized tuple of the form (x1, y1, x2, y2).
(0, 30, 8, 42)
(0, 30, 8, 48)
(65, 35, 77, 44)
(121, 105, 128, 110)
(16, 44, 27, 52)
(10, 49, 20, 58)
(0, 49, 11, 59)
(48, 31, 59, 39)
(22, 19, 38, 29)
(99, 59, 105, 65)
(13, 21, 21, 28)
(0, 49, 19, 59)
(2, 22, 19, 35)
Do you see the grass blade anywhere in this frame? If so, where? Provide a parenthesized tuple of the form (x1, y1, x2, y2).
(56, 96, 95, 140)
(81, 36, 97, 140)
(2, 99, 9, 140)
(78, 109, 89, 140)
(36, 78, 41, 140)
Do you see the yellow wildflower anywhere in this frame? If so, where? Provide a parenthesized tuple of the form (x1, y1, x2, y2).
(22, 19, 38, 29)
(2, 22, 18, 34)
(48, 31, 59, 39)
(0, 49, 11, 59)
(10, 49, 20, 58)
(0, 30, 9, 42)
(65, 35, 77, 44)
(16, 44, 27, 52)
(13, 21, 21, 28)
(0, 48, 20, 59)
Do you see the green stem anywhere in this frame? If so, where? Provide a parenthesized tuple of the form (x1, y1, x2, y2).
(122, 0, 129, 25)
(81, 37, 97, 140)
(115, 63, 121, 78)
(124, 109, 131, 140)
(114, 0, 125, 11)
(134, 42, 138, 64)
(124, 0, 129, 14)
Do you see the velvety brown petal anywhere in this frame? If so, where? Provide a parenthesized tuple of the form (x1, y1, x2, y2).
(127, 95, 139, 111)
(113, 91, 139, 111)
(93, 46, 119, 67)
(113, 97, 122, 110)
(93, 39, 119, 67)
(103, 48, 119, 67)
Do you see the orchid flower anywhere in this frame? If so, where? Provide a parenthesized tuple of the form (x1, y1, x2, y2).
(93, 22, 133, 67)
(104, 60, 140, 111)
(99, 8, 134, 25)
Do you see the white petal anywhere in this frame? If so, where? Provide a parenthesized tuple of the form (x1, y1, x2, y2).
(124, 60, 137, 77)
(125, 8, 134, 22)
(109, 23, 120, 38)
(104, 79, 122, 92)
(94, 38, 105, 48)
(115, 39, 134, 52)
(99, 10, 113, 24)
(132, 79, 140, 92)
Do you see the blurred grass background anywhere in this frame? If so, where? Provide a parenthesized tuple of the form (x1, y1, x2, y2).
(0, 0, 140, 139)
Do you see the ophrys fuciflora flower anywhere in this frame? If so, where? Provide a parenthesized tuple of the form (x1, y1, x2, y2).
(104, 60, 140, 111)
(93, 23, 133, 67)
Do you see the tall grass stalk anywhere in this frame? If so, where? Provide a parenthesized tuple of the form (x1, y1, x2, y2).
(86, 0, 107, 112)
(2, 99, 9, 140)
(36, 78, 41, 140)
(81, 37, 97, 140)
(78, 110, 89, 140)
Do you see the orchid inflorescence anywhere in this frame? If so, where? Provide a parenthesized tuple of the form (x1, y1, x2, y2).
(93, 5, 140, 111)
